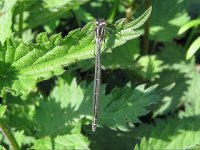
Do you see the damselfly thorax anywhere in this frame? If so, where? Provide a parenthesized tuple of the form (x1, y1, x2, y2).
(94, 19, 107, 43)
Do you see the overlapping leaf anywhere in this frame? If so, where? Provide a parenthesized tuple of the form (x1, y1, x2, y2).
(33, 123, 90, 150)
(33, 75, 173, 135)
(0, 0, 17, 43)
(16, 0, 89, 30)
(149, 0, 190, 41)
(0, 6, 152, 96)
(153, 42, 198, 115)
(134, 115, 200, 150)
(102, 39, 140, 69)
(0, 105, 6, 117)
(98, 83, 174, 131)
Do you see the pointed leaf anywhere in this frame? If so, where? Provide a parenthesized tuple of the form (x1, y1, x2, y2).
(124, 6, 152, 30)
(24, 0, 89, 29)
(33, 123, 89, 150)
(134, 116, 200, 150)
(0, 0, 17, 43)
(186, 36, 200, 60)
(0, 9, 150, 96)
(35, 76, 173, 132)
(178, 18, 200, 34)
(0, 105, 6, 117)
(149, 0, 190, 41)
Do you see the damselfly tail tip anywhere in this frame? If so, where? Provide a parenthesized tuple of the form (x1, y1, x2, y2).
(92, 123, 97, 132)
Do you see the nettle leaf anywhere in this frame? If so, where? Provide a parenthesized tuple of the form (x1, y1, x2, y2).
(34, 76, 173, 134)
(98, 83, 174, 131)
(21, 0, 89, 30)
(134, 116, 200, 150)
(33, 133, 90, 150)
(150, 0, 190, 41)
(153, 42, 198, 115)
(178, 18, 200, 35)
(0, 105, 6, 117)
(0, 7, 152, 96)
(158, 42, 186, 65)
(186, 36, 200, 60)
(102, 39, 140, 69)
(33, 123, 90, 150)
(137, 55, 163, 81)
(34, 78, 92, 137)
(178, 69, 200, 118)
(0, 0, 17, 43)
(13, 130, 35, 148)
(153, 68, 189, 116)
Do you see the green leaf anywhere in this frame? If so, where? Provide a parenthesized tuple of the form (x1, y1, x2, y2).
(152, 68, 189, 115)
(98, 83, 174, 131)
(178, 18, 200, 34)
(124, 6, 152, 30)
(87, 125, 139, 150)
(0, 145, 6, 150)
(24, 0, 89, 29)
(74, 79, 171, 129)
(149, 0, 190, 41)
(102, 39, 140, 69)
(44, 20, 60, 34)
(180, 70, 200, 117)
(134, 116, 200, 150)
(137, 55, 163, 81)
(13, 130, 35, 148)
(186, 36, 200, 60)
(0, 105, 6, 117)
(33, 123, 90, 150)
(74, 7, 95, 23)
(34, 78, 91, 137)
(0, 0, 17, 43)
(158, 42, 186, 65)
(0, 8, 151, 96)
(33, 75, 173, 134)
(33, 134, 90, 150)
(153, 42, 199, 115)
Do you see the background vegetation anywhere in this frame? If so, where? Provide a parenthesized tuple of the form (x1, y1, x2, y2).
(0, 0, 200, 149)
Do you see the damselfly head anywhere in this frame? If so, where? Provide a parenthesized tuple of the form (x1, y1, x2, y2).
(95, 18, 107, 27)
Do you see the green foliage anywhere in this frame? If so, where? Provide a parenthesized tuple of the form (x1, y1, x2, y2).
(98, 83, 174, 130)
(0, 0, 200, 149)
(33, 122, 90, 150)
(178, 18, 200, 35)
(186, 36, 200, 60)
(149, 0, 190, 41)
(134, 116, 200, 150)
(2, 75, 173, 149)
(0, 0, 17, 43)
(178, 18, 200, 60)
(0, 6, 151, 97)
(0, 105, 6, 117)
(16, 0, 89, 30)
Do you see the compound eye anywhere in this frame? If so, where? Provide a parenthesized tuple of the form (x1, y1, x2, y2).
(102, 22, 106, 26)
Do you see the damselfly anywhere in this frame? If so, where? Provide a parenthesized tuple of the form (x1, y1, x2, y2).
(92, 18, 107, 132)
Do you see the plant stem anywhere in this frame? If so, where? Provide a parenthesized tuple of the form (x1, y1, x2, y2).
(0, 119, 20, 150)
(143, 0, 151, 55)
(18, 1, 24, 38)
(108, 0, 119, 21)
(124, 2, 135, 23)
